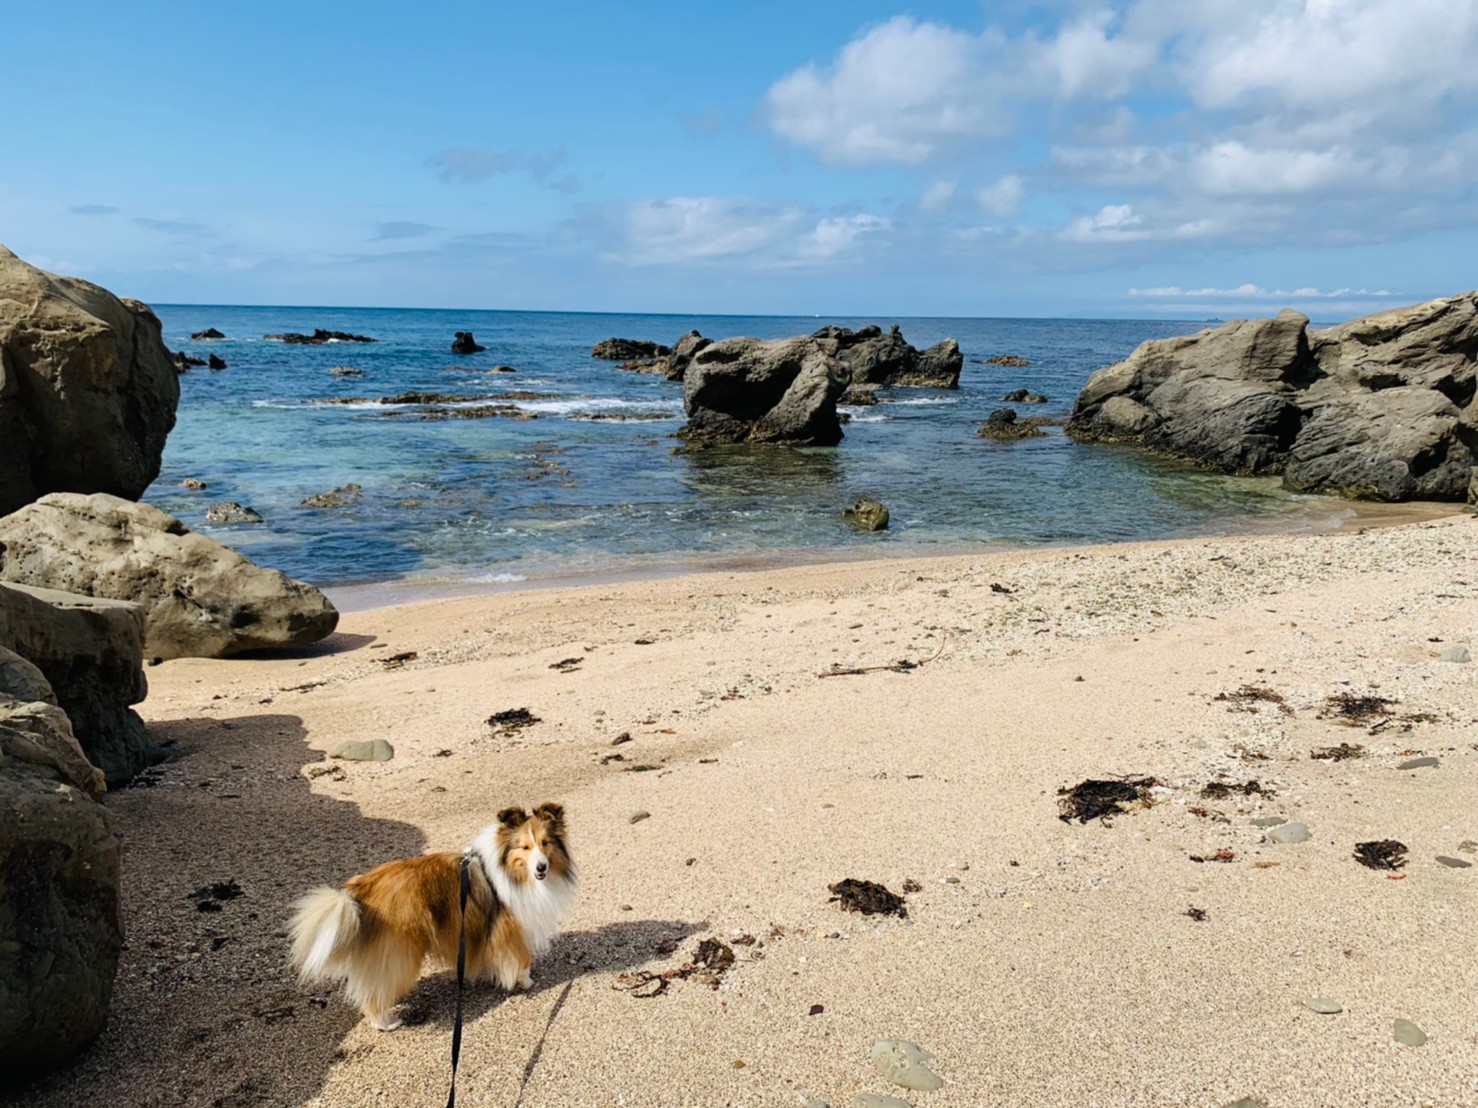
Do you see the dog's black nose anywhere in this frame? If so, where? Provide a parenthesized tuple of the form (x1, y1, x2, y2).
(535, 861, 548, 877)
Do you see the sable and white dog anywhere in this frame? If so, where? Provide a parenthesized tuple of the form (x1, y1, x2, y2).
(288, 804, 576, 1030)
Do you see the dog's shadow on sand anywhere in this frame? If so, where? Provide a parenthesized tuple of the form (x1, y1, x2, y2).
(398, 916, 708, 1029)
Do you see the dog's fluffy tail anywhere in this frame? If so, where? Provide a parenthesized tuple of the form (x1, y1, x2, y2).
(289, 887, 361, 980)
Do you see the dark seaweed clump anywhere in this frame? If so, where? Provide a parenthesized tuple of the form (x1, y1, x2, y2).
(828, 878, 908, 918)
(1354, 840, 1408, 871)
(1057, 777, 1157, 823)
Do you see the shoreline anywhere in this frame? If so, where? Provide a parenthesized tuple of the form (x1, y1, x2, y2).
(325, 495, 1464, 614)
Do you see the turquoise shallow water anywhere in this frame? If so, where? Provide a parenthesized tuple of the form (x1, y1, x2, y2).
(145, 307, 1351, 588)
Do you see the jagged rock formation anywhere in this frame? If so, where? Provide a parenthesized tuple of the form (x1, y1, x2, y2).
(680, 336, 848, 446)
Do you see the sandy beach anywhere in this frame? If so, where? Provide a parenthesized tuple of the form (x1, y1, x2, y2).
(8, 514, 1477, 1108)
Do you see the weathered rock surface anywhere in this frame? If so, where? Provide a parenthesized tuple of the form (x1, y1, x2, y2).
(611, 331, 711, 380)
(845, 498, 890, 531)
(593, 338, 671, 361)
(978, 408, 1046, 440)
(0, 246, 180, 517)
(0, 493, 339, 661)
(0, 687, 121, 1088)
(204, 501, 263, 524)
(298, 484, 362, 509)
(0, 581, 150, 786)
(680, 336, 848, 446)
(1068, 294, 1478, 500)
(450, 331, 485, 355)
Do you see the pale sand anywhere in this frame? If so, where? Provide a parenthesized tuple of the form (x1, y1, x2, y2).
(8, 515, 1478, 1107)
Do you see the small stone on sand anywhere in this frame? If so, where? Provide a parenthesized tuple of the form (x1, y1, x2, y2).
(1397, 756, 1438, 769)
(856, 1097, 914, 1108)
(1438, 645, 1470, 663)
(1435, 855, 1472, 868)
(1267, 822, 1310, 844)
(872, 1040, 944, 1092)
(1393, 1019, 1427, 1046)
(629, 810, 650, 824)
(330, 739, 394, 762)
(1250, 817, 1287, 828)
(1302, 997, 1342, 1014)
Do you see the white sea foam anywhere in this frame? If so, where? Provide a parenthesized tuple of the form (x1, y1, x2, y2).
(469, 571, 527, 583)
(515, 396, 683, 417)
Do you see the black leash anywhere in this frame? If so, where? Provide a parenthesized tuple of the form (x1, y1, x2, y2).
(446, 853, 472, 1108)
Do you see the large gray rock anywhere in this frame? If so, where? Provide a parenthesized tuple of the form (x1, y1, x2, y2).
(681, 336, 848, 446)
(0, 493, 339, 660)
(0, 687, 120, 1089)
(0, 582, 150, 786)
(816, 325, 962, 389)
(1067, 295, 1478, 499)
(0, 245, 179, 517)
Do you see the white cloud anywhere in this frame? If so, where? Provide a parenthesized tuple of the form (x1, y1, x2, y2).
(615, 197, 807, 265)
(802, 214, 890, 259)
(1129, 283, 1396, 297)
(919, 180, 957, 212)
(1033, 11, 1155, 99)
(1192, 141, 1376, 196)
(762, 17, 1009, 166)
(975, 175, 1024, 217)
(1061, 203, 1146, 242)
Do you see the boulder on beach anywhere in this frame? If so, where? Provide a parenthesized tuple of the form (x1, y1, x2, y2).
(0, 581, 151, 786)
(0, 676, 121, 1088)
(190, 327, 226, 340)
(451, 331, 486, 355)
(593, 337, 671, 361)
(1067, 294, 1478, 500)
(814, 325, 962, 389)
(0, 493, 340, 661)
(680, 336, 848, 446)
(0, 246, 180, 517)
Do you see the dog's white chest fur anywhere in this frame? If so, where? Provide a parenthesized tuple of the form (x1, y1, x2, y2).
(470, 828, 576, 956)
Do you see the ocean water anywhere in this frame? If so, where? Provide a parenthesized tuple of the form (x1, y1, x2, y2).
(145, 306, 1350, 589)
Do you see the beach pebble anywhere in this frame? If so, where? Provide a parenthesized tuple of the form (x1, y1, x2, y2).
(1438, 645, 1470, 663)
(1435, 855, 1472, 868)
(629, 810, 650, 824)
(1224, 1100, 1268, 1108)
(1461, 841, 1478, 854)
(1250, 816, 1287, 828)
(1393, 1019, 1428, 1046)
(330, 739, 394, 762)
(1267, 822, 1311, 844)
(872, 1040, 944, 1092)
(856, 1097, 913, 1108)
(807, 1102, 830, 1108)
(1397, 756, 1438, 769)
(1303, 997, 1342, 1014)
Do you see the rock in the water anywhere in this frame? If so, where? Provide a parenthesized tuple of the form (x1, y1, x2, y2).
(0, 691, 121, 1088)
(839, 386, 880, 406)
(328, 365, 363, 376)
(1439, 645, 1471, 663)
(0, 582, 150, 786)
(204, 501, 264, 524)
(173, 351, 205, 370)
(1435, 855, 1472, 868)
(1001, 388, 1048, 403)
(1393, 1019, 1427, 1046)
(265, 329, 376, 344)
(1397, 756, 1439, 769)
(681, 336, 847, 446)
(0, 246, 180, 517)
(207, 353, 227, 370)
(451, 331, 486, 355)
(593, 337, 671, 361)
(984, 354, 1031, 367)
(1303, 997, 1342, 1014)
(871, 1040, 944, 1092)
(1068, 293, 1478, 501)
(299, 484, 363, 509)
(191, 327, 225, 340)
(0, 493, 339, 660)
(977, 408, 1046, 440)
(181, 477, 207, 490)
(331, 738, 394, 762)
(1267, 822, 1311, 844)
(844, 498, 890, 531)
(816, 324, 961, 389)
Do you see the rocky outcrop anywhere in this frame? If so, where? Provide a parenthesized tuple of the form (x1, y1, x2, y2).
(815, 325, 963, 389)
(593, 338, 671, 361)
(451, 331, 485, 355)
(173, 352, 205, 370)
(984, 354, 1030, 367)
(0, 246, 180, 517)
(0, 677, 121, 1089)
(204, 501, 263, 524)
(207, 353, 227, 370)
(190, 327, 225, 340)
(1001, 389, 1047, 403)
(299, 484, 362, 509)
(680, 336, 848, 446)
(0, 582, 150, 786)
(978, 408, 1046, 440)
(264, 329, 376, 344)
(616, 330, 711, 381)
(0, 493, 340, 661)
(1067, 295, 1478, 500)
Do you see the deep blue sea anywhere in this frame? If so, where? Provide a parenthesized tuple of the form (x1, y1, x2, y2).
(146, 306, 1352, 591)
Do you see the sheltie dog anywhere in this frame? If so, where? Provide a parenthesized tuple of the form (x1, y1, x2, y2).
(288, 803, 575, 1030)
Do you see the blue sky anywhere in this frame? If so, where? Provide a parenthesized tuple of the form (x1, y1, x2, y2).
(4, 0, 1476, 317)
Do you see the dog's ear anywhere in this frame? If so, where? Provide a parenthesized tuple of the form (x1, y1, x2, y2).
(534, 802, 565, 829)
(497, 806, 528, 828)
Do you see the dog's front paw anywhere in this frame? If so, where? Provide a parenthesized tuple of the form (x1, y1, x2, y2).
(367, 1013, 403, 1032)
(516, 971, 533, 991)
